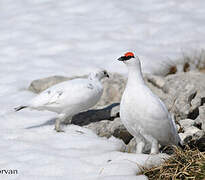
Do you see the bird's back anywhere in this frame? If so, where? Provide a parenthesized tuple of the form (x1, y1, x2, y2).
(29, 78, 103, 114)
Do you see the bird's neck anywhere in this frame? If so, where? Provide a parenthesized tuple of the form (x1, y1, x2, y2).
(88, 76, 101, 85)
(127, 65, 145, 86)
(89, 75, 99, 81)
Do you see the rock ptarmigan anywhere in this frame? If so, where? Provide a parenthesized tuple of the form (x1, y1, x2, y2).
(15, 69, 109, 132)
(118, 52, 181, 154)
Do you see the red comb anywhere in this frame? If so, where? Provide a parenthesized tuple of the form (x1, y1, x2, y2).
(124, 52, 134, 57)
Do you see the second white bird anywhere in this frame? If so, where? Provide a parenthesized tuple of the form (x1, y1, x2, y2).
(15, 69, 109, 132)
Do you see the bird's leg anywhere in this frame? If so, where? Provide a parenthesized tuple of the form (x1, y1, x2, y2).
(136, 141, 145, 153)
(64, 116, 73, 125)
(135, 136, 146, 154)
(143, 134, 159, 154)
(55, 114, 66, 132)
(150, 139, 159, 154)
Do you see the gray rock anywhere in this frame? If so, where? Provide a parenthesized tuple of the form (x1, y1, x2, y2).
(176, 124, 181, 132)
(146, 74, 165, 90)
(161, 72, 205, 121)
(85, 120, 112, 138)
(110, 105, 120, 117)
(96, 73, 126, 107)
(28, 75, 85, 93)
(195, 105, 205, 131)
(179, 119, 195, 131)
(85, 117, 132, 144)
(111, 118, 133, 144)
(28, 71, 205, 150)
(191, 97, 202, 110)
(143, 74, 167, 102)
(179, 126, 204, 144)
(195, 135, 205, 152)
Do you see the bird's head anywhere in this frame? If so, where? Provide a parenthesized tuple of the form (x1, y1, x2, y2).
(117, 52, 140, 68)
(89, 69, 109, 81)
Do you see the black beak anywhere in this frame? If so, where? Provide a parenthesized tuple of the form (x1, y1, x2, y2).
(117, 56, 125, 61)
(106, 74, 109, 78)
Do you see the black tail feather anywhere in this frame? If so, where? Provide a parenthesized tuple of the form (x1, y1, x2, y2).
(14, 106, 28, 111)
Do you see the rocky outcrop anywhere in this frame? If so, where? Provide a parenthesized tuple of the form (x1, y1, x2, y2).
(28, 75, 86, 93)
(162, 72, 205, 120)
(84, 117, 133, 144)
(28, 71, 205, 152)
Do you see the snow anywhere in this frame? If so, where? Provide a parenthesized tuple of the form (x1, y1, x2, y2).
(0, 0, 205, 179)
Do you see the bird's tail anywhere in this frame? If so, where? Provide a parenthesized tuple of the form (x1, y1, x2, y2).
(170, 113, 184, 148)
(178, 141, 185, 149)
(14, 106, 28, 111)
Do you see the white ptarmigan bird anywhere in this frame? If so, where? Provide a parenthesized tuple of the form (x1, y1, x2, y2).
(118, 52, 181, 154)
(15, 69, 109, 132)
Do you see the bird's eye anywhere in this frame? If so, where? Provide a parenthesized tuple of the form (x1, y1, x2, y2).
(103, 71, 107, 75)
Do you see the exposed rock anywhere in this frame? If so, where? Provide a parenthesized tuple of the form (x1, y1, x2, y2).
(146, 74, 165, 90)
(195, 135, 205, 152)
(160, 72, 205, 122)
(84, 117, 132, 144)
(28, 75, 85, 93)
(195, 105, 205, 131)
(97, 73, 126, 107)
(179, 119, 195, 131)
(179, 126, 204, 144)
(144, 76, 167, 103)
(85, 120, 112, 138)
(111, 118, 133, 144)
(65, 103, 132, 144)
(110, 105, 120, 117)
(28, 71, 205, 151)
(176, 124, 181, 132)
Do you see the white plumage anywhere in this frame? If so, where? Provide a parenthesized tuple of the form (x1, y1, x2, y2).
(118, 52, 181, 154)
(15, 69, 109, 132)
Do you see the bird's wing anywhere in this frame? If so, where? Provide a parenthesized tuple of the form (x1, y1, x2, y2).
(30, 79, 98, 107)
(143, 95, 180, 144)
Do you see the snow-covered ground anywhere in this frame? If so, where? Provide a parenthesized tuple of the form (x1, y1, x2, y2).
(0, 0, 205, 179)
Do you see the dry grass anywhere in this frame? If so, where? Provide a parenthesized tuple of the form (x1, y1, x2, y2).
(166, 49, 205, 76)
(199, 67, 205, 73)
(141, 146, 205, 180)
